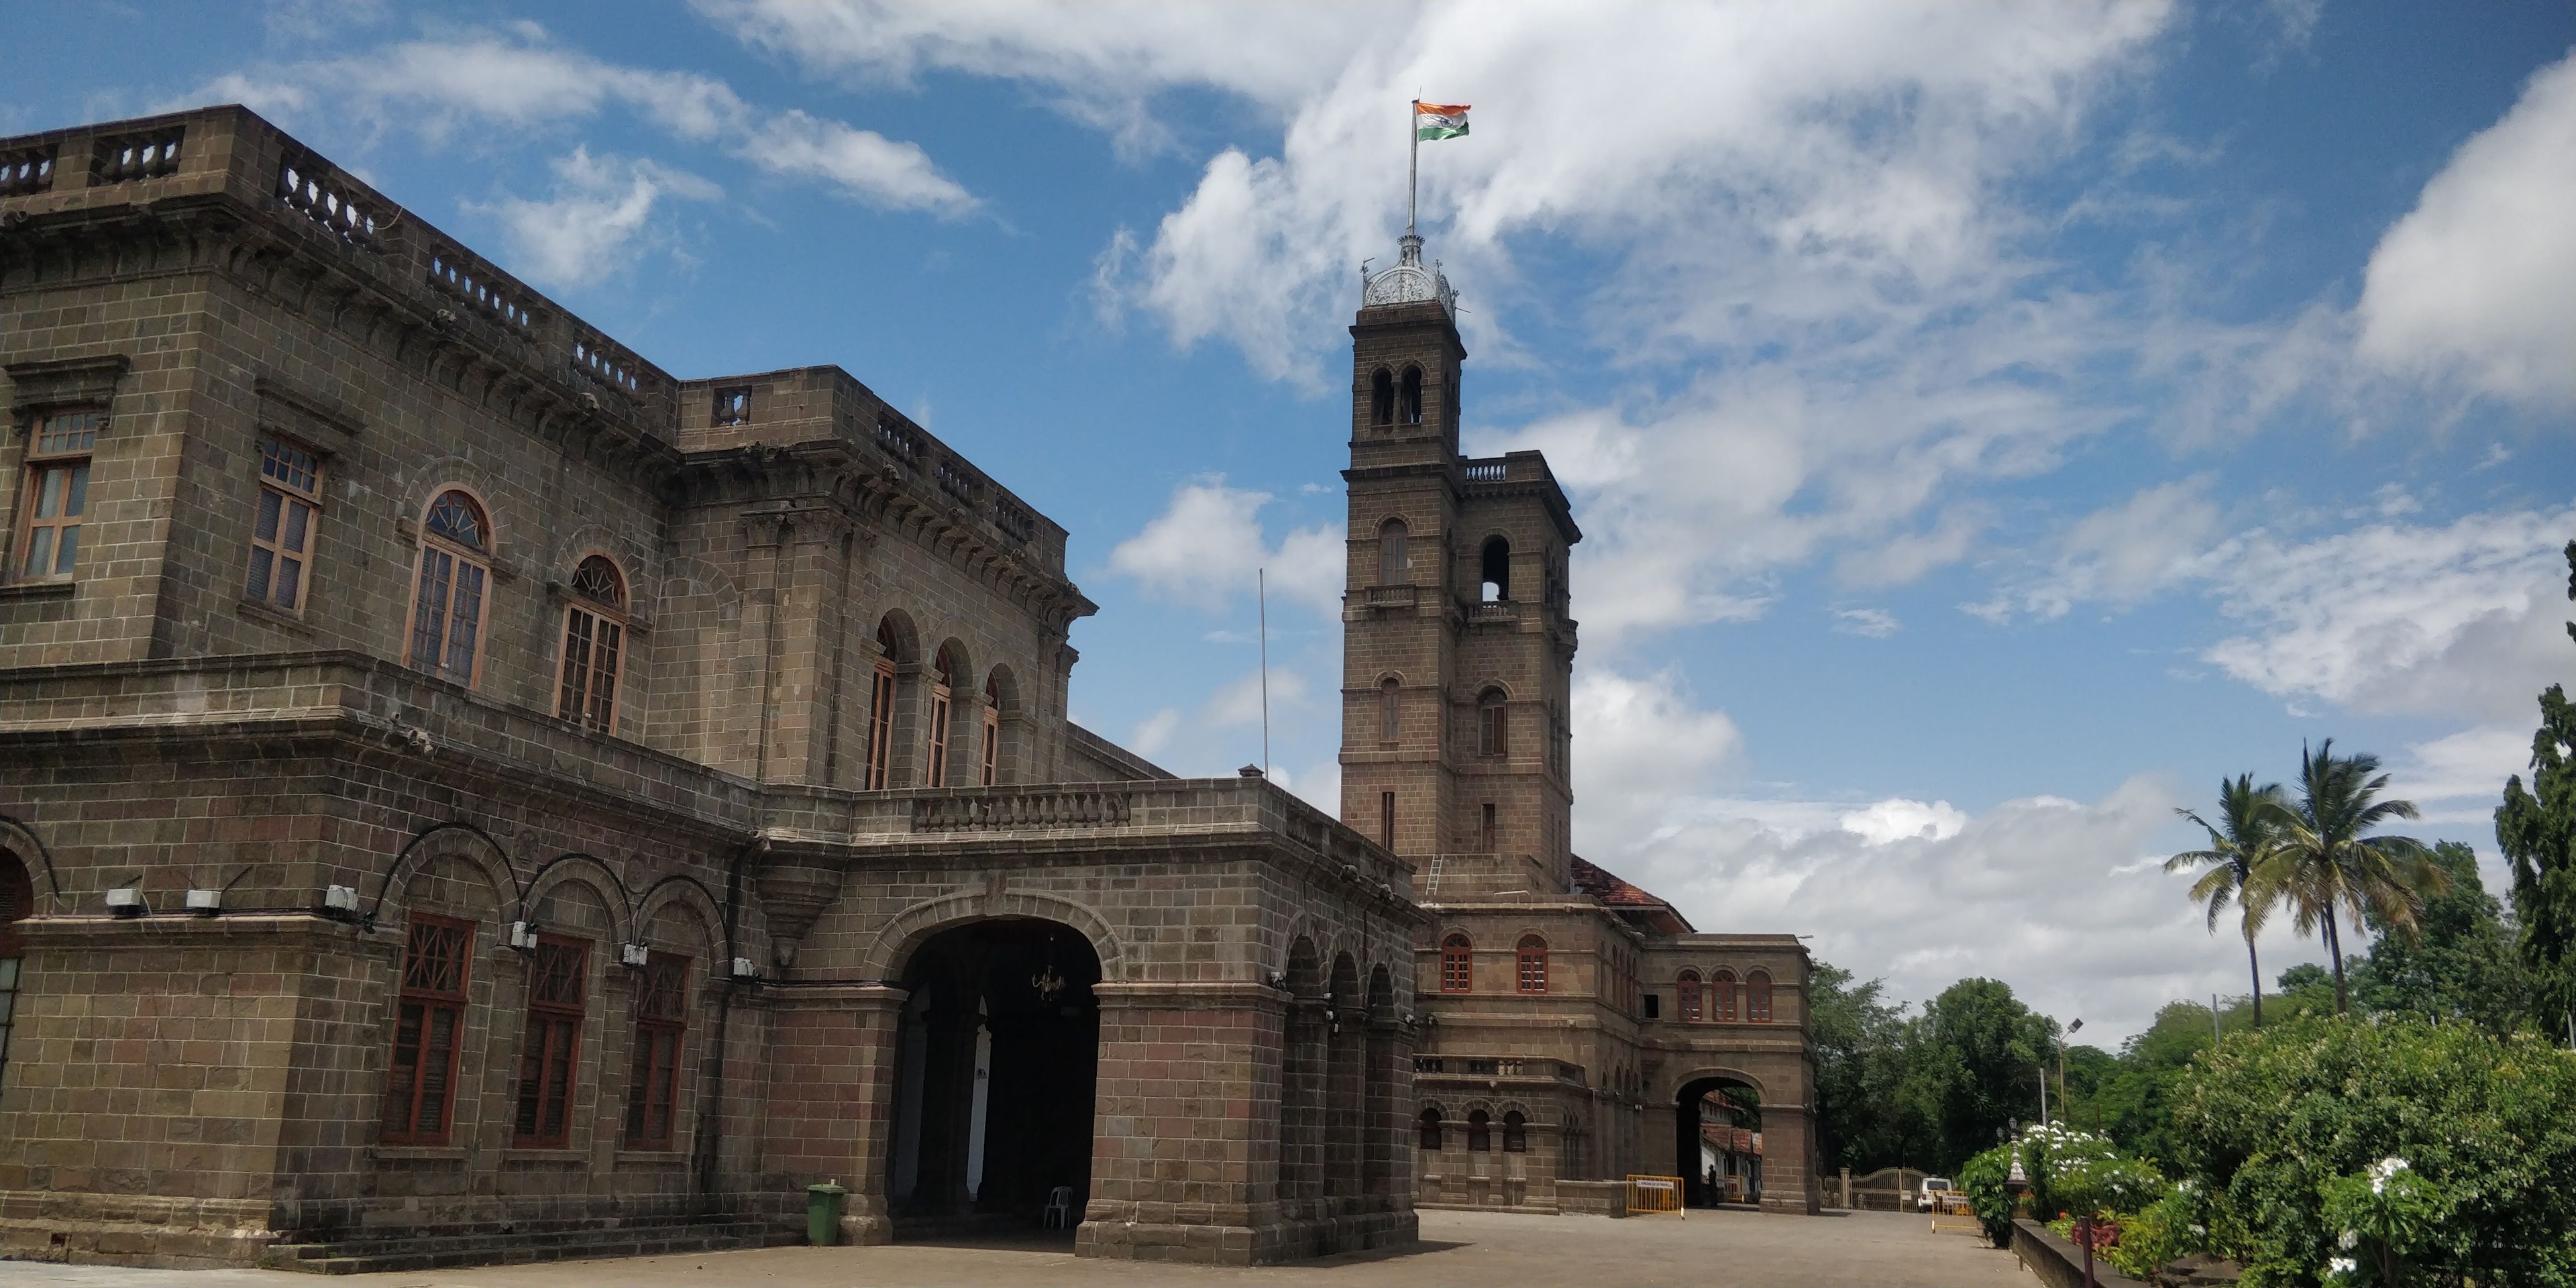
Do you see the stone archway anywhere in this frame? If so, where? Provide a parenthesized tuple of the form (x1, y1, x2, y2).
(886, 916, 1102, 1237)
(1672, 1071, 1765, 1209)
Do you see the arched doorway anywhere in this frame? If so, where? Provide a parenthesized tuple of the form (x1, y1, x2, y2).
(1673, 1074, 1764, 1208)
(888, 917, 1101, 1236)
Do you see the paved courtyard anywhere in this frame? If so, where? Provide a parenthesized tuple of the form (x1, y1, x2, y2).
(0, 1209, 2028, 1288)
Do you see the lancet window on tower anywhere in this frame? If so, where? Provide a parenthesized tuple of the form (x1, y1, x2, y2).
(1480, 536, 1511, 602)
(1379, 678, 1401, 743)
(1371, 368, 1395, 426)
(1379, 519, 1409, 584)
(1400, 366, 1424, 425)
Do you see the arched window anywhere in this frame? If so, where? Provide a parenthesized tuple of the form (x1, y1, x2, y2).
(1379, 678, 1401, 743)
(408, 490, 492, 686)
(557, 554, 627, 733)
(623, 951, 690, 1148)
(1515, 935, 1548, 994)
(1466, 1108, 1491, 1152)
(1502, 1110, 1528, 1153)
(1400, 366, 1424, 425)
(1379, 518, 1409, 585)
(1371, 368, 1395, 426)
(979, 671, 1004, 786)
(1749, 970, 1773, 1022)
(0, 849, 30, 1091)
(1418, 1106, 1443, 1150)
(513, 934, 590, 1148)
(1678, 969, 1703, 1024)
(384, 914, 473, 1144)
(926, 645, 959, 786)
(1711, 969, 1738, 1022)
(1440, 933, 1472, 994)
(1478, 689, 1509, 757)
(1480, 536, 1511, 602)
(867, 619, 901, 789)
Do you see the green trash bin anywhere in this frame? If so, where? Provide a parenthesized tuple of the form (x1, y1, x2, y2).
(806, 1179, 848, 1246)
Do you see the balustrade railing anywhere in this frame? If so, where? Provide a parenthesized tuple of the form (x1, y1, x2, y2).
(427, 246, 537, 333)
(911, 790, 1133, 830)
(0, 144, 56, 196)
(91, 127, 184, 184)
(277, 152, 384, 251)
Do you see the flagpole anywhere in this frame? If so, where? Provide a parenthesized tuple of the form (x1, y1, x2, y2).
(1407, 98, 1419, 237)
(1258, 568, 1271, 777)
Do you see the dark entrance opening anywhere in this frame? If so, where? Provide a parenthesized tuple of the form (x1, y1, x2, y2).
(1674, 1075, 1763, 1208)
(888, 918, 1100, 1238)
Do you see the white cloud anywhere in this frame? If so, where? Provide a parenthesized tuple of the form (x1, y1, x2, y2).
(739, 110, 973, 213)
(698, 0, 1373, 157)
(1609, 773, 2314, 1044)
(2392, 723, 2533, 824)
(2357, 50, 2576, 407)
(1839, 798, 1968, 845)
(191, 30, 973, 217)
(470, 148, 718, 288)
(1570, 666, 1747, 861)
(1973, 477, 2223, 622)
(1831, 607, 1900, 639)
(2202, 504, 2576, 720)
(1106, 478, 1342, 617)
(1130, 706, 1182, 757)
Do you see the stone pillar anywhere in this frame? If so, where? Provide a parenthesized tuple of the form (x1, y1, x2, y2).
(1281, 996, 1328, 1214)
(1079, 981, 1286, 1265)
(757, 984, 908, 1244)
(1755, 1101, 1821, 1216)
(1324, 1006, 1364, 1208)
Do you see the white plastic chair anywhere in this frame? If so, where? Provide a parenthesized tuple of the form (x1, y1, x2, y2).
(1042, 1185, 1074, 1229)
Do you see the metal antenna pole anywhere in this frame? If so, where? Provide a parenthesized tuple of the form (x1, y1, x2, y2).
(1258, 568, 1270, 777)
(1408, 98, 1419, 237)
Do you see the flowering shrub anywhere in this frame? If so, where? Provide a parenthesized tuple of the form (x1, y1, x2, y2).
(2171, 1016, 2576, 1287)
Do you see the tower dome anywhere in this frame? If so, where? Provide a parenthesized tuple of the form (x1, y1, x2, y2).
(1361, 232, 1457, 316)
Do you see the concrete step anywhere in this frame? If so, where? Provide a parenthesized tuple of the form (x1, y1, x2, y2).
(262, 1219, 792, 1275)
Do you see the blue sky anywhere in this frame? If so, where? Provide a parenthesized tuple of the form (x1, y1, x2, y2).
(9, 1, 2571, 1043)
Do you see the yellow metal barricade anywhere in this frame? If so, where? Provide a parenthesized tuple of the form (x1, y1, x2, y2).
(1625, 1174, 1686, 1218)
(1929, 1191, 1981, 1234)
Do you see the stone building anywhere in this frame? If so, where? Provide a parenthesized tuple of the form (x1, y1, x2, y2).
(1344, 236, 1820, 1217)
(0, 104, 1817, 1272)
(0, 107, 1424, 1269)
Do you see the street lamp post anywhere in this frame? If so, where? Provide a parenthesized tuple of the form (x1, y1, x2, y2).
(2055, 1018, 2082, 1125)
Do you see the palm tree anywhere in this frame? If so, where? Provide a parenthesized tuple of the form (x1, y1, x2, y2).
(2166, 774, 2288, 1026)
(2254, 740, 2449, 1015)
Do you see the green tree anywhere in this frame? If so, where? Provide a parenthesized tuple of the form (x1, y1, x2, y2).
(1807, 959, 1930, 1172)
(2497, 538, 2576, 1044)
(2353, 841, 2532, 1036)
(1907, 977, 2054, 1171)
(2166, 773, 2290, 1024)
(2256, 741, 2447, 1014)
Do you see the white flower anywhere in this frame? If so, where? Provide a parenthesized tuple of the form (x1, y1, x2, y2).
(2369, 1156, 2409, 1195)
(2339, 1229, 2359, 1250)
(2329, 1256, 2358, 1277)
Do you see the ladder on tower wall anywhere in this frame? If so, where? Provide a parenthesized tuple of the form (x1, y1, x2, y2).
(1424, 853, 1444, 900)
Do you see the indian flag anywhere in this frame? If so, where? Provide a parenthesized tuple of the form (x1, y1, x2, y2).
(1415, 102, 1470, 142)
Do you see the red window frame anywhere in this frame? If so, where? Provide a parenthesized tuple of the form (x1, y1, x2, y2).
(1748, 970, 1773, 1022)
(1712, 971, 1738, 1022)
(382, 914, 473, 1144)
(512, 934, 588, 1148)
(866, 621, 900, 789)
(979, 674, 1002, 786)
(1678, 971, 1703, 1023)
(926, 648, 955, 786)
(1440, 934, 1472, 994)
(1515, 936, 1548, 994)
(623, 951, 689, 1148)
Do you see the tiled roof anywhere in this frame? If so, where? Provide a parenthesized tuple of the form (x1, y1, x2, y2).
(1570, 856, 1697, 933)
